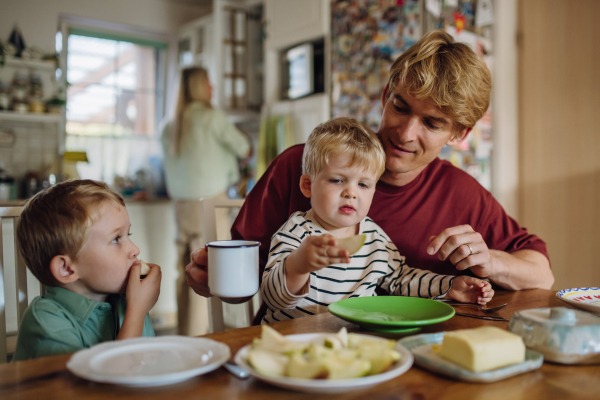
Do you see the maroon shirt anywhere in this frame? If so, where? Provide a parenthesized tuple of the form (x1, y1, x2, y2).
(232, 144, 549, 277)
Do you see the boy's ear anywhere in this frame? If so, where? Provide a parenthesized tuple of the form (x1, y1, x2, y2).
(49, 255, 79, 284)
(299, 174, 312, 198)
(446, 127, 472, 146)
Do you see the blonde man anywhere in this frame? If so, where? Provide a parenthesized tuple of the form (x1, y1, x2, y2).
(187, 30, 552, 318)
(261, 118, 493, 323)
(13, 180, 161, 361)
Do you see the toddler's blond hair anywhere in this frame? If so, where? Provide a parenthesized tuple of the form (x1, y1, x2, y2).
(302, 117, 386, 179)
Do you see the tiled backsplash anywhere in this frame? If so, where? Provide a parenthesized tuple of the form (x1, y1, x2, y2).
(0, 120, 60, 190)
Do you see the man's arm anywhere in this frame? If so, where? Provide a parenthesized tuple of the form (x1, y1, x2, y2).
(486, 249, 553, 291)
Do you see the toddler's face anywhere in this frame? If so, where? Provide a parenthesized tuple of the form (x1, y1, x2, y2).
(307, 153, 378, 236)
(72, 202, 140, 301)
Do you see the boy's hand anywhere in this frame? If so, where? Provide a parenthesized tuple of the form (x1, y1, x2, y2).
(446, 276, 494, 305)
(284, 234, 350, 295)
(126, 262, 161, 316)
(291, 234, 351, 274)
(117, 262, 161, 340)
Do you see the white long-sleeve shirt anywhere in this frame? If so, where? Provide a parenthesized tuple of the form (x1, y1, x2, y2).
(261, 210, 455, 323)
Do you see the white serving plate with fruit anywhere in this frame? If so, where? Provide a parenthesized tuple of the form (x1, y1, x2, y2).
(234, 326, 413, 393)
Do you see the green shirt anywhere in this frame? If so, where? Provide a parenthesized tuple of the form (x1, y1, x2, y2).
(12, 286, 155, 361)
(161, 103, 250, 199)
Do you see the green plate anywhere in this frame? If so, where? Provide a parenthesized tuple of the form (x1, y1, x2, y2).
(328, 297, 455, 332)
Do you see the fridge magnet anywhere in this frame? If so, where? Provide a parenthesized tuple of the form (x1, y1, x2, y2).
(475, 0, 495, 28)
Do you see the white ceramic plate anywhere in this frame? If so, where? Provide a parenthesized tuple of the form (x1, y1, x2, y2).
(234, 332, 413, 394)
(399, 333, 543, 383)
(556, 287, 600, 316)
(67, 336, 230, 387)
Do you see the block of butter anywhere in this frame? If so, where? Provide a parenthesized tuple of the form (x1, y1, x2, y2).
(437, 326, 525, 372)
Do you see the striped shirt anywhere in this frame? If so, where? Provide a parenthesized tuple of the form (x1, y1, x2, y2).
(261, 210, 455, 323)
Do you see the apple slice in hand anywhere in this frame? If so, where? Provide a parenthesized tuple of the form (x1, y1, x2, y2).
(139, 260, 151, 277)
(335, 234, 366, 255)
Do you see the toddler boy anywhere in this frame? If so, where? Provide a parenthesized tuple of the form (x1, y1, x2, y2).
(261, 118, 493, 323)
(12, 179, 161, 361)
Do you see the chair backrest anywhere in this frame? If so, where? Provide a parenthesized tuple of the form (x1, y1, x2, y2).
(199, 197, 260, 333)
(1, 206, 43, 363)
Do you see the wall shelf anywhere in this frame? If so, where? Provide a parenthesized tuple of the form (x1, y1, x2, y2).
(0, 111, 62, 123)
(2, 58, 57, 71)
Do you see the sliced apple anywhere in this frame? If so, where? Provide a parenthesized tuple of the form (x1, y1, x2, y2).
(324, 327, 349, 349)
(336, 234, 366, 255)
(357, 344, 401, 375)
(253, 325, 309, 354)
(139, 260, 151, 277)
(247, 349, 288, 377)
(321, 354, 371, 380)
(286, 353, 328, 379)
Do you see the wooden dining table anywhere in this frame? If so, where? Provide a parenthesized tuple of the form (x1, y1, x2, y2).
(1, 289, 599, 400)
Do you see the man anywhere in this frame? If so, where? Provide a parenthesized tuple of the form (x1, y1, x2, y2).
(185, 30, 553, 307)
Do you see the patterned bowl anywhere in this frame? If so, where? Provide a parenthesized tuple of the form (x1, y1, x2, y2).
(556, 287, 600, 316)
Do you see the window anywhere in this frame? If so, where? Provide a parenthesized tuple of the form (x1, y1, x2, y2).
(63, 30, 166, 187)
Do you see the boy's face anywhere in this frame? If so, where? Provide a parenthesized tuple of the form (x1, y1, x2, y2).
(302, 153, 378, 236)
(71, 202, 140, 301)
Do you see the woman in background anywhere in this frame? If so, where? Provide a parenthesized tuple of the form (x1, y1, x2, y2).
(161, 67, 251, 336)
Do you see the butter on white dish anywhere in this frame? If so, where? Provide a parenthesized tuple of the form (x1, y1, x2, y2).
(336, 234, 366, 255)
(139, 260, 151, 277)
(435, 327, 525, 372)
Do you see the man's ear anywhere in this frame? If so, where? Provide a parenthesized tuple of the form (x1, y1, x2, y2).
(381, 83, 390, 109)
(299, 174, 312, 198)
(49, 255, 79, 284)
(446, 127, 472, 146)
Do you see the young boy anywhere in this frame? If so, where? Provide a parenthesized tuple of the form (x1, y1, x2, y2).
(12, 180, 161, 361)
(261, 118, 493, 323)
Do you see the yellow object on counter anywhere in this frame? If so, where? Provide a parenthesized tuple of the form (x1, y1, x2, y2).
(437, 326, 525, 372)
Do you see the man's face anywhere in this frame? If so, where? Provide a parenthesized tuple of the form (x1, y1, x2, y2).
(377, 84, 470, 186)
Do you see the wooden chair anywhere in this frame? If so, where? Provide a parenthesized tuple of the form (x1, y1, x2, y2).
(199, 197, 260, 333)
(1, 206, 43, 363)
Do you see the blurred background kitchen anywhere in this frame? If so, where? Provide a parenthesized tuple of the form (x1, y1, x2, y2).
(0, 0, 598, 335)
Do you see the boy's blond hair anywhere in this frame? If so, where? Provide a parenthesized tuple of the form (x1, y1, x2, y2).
(302, 117, 386, 179)
(386, 29, 492, 133)
(17, 180, 125, 286)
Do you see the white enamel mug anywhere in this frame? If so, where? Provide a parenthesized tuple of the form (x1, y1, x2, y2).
(207, 240, 260, 298)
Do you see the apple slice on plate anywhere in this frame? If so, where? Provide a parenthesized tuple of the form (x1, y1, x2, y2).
(336, 234, 366, 255)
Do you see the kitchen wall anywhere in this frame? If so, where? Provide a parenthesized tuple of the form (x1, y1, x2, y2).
(518, 0, 600, 290)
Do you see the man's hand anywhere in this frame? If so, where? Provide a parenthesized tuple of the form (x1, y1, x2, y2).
(185, 248, 211, 298)
(446, 276, 494, 304)
(185, 248, 253, 304)
(427, 225, 492, 278)
(427, 225, 554, 290)
(284, 234, 350, 295)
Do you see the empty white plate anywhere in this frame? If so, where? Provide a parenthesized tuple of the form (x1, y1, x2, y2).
(67, 336, 230, 387)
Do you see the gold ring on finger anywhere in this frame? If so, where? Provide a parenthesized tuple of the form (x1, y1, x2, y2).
(466, 244, 474, 255)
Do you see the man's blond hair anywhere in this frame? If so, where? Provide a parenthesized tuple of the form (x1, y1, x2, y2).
(386, 29, 492, 133)
(17, 180, 125, 286)
(302, 117, 386, 179)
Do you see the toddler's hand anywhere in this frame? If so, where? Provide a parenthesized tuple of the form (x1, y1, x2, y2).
(446, 275, 494, 304)
(126, 262, 161, 315)
(292, 234, 351, 274)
